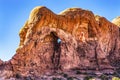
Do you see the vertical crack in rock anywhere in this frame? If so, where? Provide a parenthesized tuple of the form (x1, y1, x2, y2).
(51, 32, 61, 70)
(88, 22, 96, 38)
(108, 39, 119, 67)
(94, 42, 99, 69)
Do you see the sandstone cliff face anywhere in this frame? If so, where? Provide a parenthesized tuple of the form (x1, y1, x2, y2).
(112, 16, 120, 40)
(112, 16, 120, 27)
(0, 6, 120, 78)
(0, 59, 3, 65)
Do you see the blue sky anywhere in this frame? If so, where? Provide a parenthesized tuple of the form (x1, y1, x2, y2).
(0, 0, 120, 61)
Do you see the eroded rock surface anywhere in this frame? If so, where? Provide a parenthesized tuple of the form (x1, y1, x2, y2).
(0, 6, 120, 79)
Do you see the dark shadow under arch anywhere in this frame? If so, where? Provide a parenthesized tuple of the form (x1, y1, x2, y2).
(50, 32, 61, 70)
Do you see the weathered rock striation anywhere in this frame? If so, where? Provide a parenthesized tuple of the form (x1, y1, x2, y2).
(0, 6, 120, 79)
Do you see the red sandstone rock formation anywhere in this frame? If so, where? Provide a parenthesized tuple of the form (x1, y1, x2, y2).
(0, 59, 3, 66)
(112, 16, 120, 27)
(0, 6, 120, 79)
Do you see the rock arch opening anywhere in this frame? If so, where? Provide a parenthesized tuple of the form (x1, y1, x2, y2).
(57, 38, 61, 44)
(50, 32, 61, 51)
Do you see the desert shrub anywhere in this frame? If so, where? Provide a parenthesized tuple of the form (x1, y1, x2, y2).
(84, 76, 93, 80)
(113, 71, 120, 77)
(99, 74, 109, 80)
(52, 77, 61, 80)
(76, 70, 82, 74)
(112, 77, 120, 80)
(15, 73, 22, 79)
(63, 73, 68, 78)
(114, 68, 120, 77)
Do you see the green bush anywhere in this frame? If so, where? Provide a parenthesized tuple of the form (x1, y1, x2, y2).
(113, 71, 120, 77)
(99, 74, 109, 80)
(76, 70, 82, 74)
(63, 73, 68, 78)
(15, 73, 21, 79)
(112, 77, 120, 80)
(84, 76, 93, 80)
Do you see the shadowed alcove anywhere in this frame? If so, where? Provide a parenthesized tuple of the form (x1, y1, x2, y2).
(50, 32, 61, 69)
